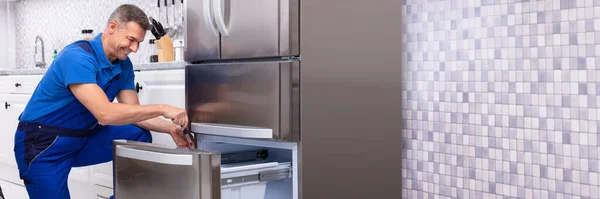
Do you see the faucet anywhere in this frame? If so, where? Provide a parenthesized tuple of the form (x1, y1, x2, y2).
(34, 36, 46, 68)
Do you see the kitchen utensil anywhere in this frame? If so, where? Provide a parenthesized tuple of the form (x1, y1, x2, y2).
(157, 0, 161, 27)
(162, 0, 181, 38)
(165, 0, 170, 27)
(149, 16, 166, 36)
(169, 0, 184, 38)
(150, 25, 162, 40)
(180, 0, 184, 25)
(172, 0, 176, 26)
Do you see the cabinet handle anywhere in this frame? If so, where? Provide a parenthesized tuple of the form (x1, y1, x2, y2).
(136, 82, 143, 93)
(96, 194, 109, 199)
(4, 101, 10, 109)
(15, 82, 21, 87)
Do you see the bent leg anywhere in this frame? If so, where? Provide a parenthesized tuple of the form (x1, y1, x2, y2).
(14, 129, 83, 199)
(73, 124, 151, 167)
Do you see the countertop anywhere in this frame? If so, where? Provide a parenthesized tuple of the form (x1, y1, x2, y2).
(0, 61, 188, 76)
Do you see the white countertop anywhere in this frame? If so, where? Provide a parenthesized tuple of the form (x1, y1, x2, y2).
(0, 61, 188, 76)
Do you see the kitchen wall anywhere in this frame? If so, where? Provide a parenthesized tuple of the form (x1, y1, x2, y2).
(403, 0, 600, 198)
(14, 0, 182, 68)
(0, 1, 16, 69)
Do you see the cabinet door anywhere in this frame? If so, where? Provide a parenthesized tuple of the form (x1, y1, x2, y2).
(94, 185, 113, 199)
(68, 166, 90, 184)
(90, 162, 113, 188)
(0, 179, 29, 199)
(0, 94, 29, 186)
(68, 178, 95, 199)
(135, 70, 185, 148)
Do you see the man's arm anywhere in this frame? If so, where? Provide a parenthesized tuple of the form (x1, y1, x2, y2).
(69, 84, 188, 128)
(116, 89, 194, 148)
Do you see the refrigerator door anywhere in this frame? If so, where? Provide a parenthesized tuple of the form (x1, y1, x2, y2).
(113, 140, 221, 199)
(216, 0, 299, 60)
(185, 60, 300, 141)
(185, 0, 221, 61)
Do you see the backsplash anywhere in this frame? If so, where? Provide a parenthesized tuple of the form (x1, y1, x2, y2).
(0, 2, 16, 69)
(403, 0, 600, 198)
(14, 0, 182, 68)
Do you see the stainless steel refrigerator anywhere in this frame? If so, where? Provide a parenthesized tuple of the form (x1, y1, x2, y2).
(114, 0, 402, 198)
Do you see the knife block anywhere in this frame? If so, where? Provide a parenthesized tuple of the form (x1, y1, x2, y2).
(155, 35, 174, 62)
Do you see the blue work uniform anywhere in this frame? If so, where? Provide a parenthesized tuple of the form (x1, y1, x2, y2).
(13, 33, 151, 199)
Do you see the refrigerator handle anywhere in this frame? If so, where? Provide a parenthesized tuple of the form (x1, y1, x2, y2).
(212, 0, 229, 36)
(115, 145, 193, 166)
(203, 0, 219, 36)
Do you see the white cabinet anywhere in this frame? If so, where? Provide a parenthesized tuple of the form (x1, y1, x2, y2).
(0, 75, 42, 198)
(0, 75, 42, 186)
(0, 179, 28, 199)
(89, 162, 112, 188)
(89, 69, 185, 192)
(0, 75, 93, 199)
(0, 94, 29, 186)
(135, 69, 186, 148)
(94, 184, 113, 199)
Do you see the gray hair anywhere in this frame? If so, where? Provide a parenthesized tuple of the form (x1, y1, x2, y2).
(107, 4, 151, 31)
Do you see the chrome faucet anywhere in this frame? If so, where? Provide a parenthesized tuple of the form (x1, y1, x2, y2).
(34, 36, 46, 68)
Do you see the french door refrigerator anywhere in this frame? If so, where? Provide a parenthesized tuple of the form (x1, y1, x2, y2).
(114, 0, 402, 199)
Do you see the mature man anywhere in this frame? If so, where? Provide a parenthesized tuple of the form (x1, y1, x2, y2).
(13, 4, 192, 199)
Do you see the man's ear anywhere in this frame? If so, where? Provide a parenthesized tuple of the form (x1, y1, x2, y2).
(107, 20, 119, 34)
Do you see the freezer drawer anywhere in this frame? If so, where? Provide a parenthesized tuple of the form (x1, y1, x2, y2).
(113, 140, 221, 199)
(185, 0, 299, 62)
(185, 60, 300, 141)
(113, 140, 292, 199)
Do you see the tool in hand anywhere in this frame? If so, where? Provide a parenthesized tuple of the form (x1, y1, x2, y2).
(183, 129, 195, 148)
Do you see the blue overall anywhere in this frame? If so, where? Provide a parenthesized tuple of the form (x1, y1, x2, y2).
(13, 34, 151, 199)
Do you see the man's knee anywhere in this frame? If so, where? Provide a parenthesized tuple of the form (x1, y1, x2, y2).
(129, 125, 152, 143)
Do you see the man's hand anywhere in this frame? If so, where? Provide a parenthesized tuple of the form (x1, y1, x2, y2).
(162, 105, 189, 129)
(169, 126, 195, 148)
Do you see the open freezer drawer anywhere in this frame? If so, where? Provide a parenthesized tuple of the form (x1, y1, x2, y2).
(113, 140, 292, 199)
(221, 161, 292, 199)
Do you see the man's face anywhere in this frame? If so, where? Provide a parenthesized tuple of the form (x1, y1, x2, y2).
(108, 21, 146, 60)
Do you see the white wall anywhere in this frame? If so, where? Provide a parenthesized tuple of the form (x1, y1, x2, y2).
(0, 1, 16, 69)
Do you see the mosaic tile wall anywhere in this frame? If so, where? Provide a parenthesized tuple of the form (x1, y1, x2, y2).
(13, 0, 184, 68)
(402, 0, 600, 198)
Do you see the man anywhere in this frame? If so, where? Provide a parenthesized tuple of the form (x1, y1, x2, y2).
(13, 4, 193, 199)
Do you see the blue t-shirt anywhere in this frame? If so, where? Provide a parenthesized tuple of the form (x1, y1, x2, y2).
(19, 33, 136, 130)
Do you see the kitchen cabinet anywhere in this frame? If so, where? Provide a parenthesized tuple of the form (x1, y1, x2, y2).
(0, 179, 28, 199)
(0, 74, 93, 199)
(94, 184, 113, 199)
(0, 75, 43, 186)
(0, 93, 29, 186)
(134, 69, 186, 147)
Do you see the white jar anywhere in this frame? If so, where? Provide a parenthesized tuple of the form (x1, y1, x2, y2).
(173, 40, 184, 61)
